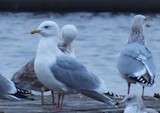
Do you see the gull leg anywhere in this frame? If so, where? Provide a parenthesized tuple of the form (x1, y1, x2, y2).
(51, 91, 56, 105)
(59, 94, 65, 109)
(55, 93, 61, 108)
(41, 87, 45, 105)
(127, 83, 131, 94)
(41, 91, 44, 105)
(142, 86, 145, 98)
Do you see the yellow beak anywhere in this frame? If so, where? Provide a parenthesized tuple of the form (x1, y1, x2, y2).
(30, 30, 40, 34)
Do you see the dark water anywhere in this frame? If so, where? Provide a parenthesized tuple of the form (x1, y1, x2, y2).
(0, 12, 160, 95)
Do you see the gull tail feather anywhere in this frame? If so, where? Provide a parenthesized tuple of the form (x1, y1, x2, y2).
(0, 94, 20, 101)
(104, 91, 123, 99)
(16, 88, 32, 94)
(80, 90, 116, 105)
(129, 75, 154, 87)
(12, 88, 34, 100)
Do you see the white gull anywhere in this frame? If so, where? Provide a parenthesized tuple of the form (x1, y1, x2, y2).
(31, 20, 119, 109)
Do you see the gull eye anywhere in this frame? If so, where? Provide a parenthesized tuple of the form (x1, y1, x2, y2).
(44, 26, 49, 29)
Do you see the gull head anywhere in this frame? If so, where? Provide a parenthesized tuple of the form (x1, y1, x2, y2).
(61, 24, 78, 45)
(31, 21, 59, 37)
(128, 14, 149, 44)
(131, 14, 149, 32)
(116, 94, 143, 106)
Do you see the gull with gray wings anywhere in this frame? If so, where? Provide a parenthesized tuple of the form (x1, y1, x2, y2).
(31, 20, 121, 109)
(117, 14, 156, 97)
(12, 24, 78, 105)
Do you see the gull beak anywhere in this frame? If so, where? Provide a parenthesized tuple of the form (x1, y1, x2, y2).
(30, 30, 40, 34)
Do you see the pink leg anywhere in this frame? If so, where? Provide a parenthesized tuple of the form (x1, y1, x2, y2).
(55, 93, 61, 108)
(51, 91, 56, 105)
(59, 94, 65, 109)
(41, 87, 45, 105)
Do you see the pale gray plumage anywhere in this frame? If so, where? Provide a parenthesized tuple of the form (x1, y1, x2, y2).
(116, 94, 158, 113)
(51, 55, 101, 91)
(32, 21, 118, 109)
(118, 43, 155, 85)
(0, 74, 19, 101)
(117, 14, 156, 96)
(51, 55, 117, 105)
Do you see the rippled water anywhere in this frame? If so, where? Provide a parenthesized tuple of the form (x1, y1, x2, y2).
(0, 12, 160, 96)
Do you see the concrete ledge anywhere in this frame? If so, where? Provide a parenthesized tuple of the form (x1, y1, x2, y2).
(0, 94, 159, 113)
(0, 0, 160, 12)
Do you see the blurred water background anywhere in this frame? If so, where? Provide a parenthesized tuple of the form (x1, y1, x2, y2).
(0, 12, 160, 96)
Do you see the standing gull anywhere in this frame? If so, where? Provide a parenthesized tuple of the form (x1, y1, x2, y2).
(116, 94, 158, 113)
(31, 21, 120, 109)
(117, 14, 156, 97)
(0, 74, 20, 101)
(11, 24, 78, 105)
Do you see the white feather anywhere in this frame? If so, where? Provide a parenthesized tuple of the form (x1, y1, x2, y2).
(142, 60, 154, 77)
(134, 68, 146, 77)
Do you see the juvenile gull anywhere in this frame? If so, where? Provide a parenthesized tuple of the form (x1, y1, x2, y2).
(11, 24, 78, 105)
(0, 74, 20, 101)
(11, 58, 52, 104)
(117, 14, 156, 97)
(116, 94, 158, 113)
(31, 21, 120, 109)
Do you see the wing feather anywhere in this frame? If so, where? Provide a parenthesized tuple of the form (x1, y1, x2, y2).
(51, 55, 102, 91)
